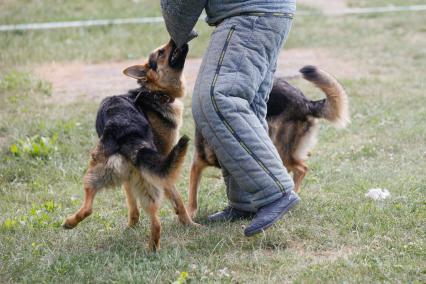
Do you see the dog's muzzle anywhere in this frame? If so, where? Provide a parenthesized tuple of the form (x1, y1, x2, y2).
(169, 40, 189, 70)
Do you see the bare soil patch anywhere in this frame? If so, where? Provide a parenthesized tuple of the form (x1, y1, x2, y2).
(35, 58, 203, 105)
(275, 47, 358, 78)
(35, 48, 358, 105)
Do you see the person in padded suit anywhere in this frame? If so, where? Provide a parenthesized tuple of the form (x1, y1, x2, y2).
(161, 0, 300, 237)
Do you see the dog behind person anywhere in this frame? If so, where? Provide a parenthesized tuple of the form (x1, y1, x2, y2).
(188, 66, 349, 218)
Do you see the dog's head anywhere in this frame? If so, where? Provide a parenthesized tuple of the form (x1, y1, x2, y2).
(123, 40, 189, 98)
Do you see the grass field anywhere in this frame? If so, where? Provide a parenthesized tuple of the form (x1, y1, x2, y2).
(1, 1, 425, 283)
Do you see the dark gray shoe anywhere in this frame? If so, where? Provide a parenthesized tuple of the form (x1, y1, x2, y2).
(244, 191, 300, 237)
(208, 206, 254, 222)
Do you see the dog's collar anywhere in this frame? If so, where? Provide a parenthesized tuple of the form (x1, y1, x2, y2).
(135, 89, 174, 104)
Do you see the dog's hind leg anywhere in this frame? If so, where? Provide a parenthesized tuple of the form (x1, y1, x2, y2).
(292, 161, 308, 193)
(165, 186, 199, 226)
(63, 150, 123, 230)
(141, 195, 162, 252)
(188, 154, 208, 218)
(63, 186, 97, 229)
(123, 181, 140, 228)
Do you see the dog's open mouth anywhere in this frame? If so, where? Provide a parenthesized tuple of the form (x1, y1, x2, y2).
(169, 41, 189, 70)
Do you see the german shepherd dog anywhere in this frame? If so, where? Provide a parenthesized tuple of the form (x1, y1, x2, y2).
(188, 66, 349, 217)
(63, 40, 198, 251)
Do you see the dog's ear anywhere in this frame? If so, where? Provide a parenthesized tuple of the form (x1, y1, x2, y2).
(123, 65, 147, 79)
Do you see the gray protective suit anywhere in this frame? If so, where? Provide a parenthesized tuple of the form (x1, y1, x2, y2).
(161, 0, 297, 212)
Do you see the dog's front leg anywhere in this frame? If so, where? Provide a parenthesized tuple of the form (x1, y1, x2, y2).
(165, 185, 200, 226)
(141, 197, 162, 252)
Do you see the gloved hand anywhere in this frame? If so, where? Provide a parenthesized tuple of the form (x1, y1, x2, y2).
(161, 0, 206, 47)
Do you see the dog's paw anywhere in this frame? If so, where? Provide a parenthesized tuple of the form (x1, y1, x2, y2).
(187, 207, 198, 219)
(178, 215, 202, 227)
(125, 222, 140, 230)
(62, 218, 77, 229)
(190, 221, 202, 227)
(177, 135, 190, 147)
(148, 241, 160, 253)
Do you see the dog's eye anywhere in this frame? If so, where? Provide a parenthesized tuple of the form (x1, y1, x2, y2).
(158, 49, 165, 58)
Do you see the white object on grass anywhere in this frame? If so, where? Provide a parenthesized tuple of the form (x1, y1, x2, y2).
(365, 188, 390, 200)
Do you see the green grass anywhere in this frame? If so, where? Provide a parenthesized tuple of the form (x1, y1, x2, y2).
(0, 0, 161, 24)
(0, 0, 214, 69)
(1, 1, 426, 283)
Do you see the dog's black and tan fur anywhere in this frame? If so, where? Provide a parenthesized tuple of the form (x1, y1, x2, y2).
(63, 40, 198, 251)
(188, 66, 349, 217)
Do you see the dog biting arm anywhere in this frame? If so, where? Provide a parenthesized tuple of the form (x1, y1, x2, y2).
(160, 0, 206, 47)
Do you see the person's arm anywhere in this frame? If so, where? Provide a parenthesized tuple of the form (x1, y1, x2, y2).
(160, 0, 206, 47)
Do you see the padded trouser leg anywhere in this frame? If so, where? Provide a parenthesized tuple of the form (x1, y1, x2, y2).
(192, 15, 294, 211)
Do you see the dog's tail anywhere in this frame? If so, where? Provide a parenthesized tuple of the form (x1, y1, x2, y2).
(134, 135, 189, 189)
(300, 65, 350, 128)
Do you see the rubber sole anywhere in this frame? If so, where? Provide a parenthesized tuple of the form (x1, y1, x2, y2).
(244, 195, 300, 237)
(207, 210, 255, 223)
